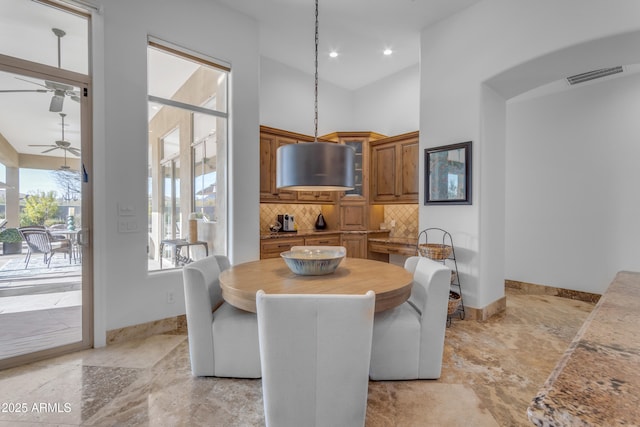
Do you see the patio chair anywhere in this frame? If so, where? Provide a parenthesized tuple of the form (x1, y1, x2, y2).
(18, 227, 73, 268)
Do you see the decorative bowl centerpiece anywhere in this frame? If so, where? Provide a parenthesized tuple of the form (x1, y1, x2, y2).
(280, 246, 346, 276)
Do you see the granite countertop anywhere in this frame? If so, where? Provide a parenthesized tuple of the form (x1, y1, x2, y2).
(367, 236, 418, 246)
(527, 271, 640, 426)
(260, 229, 390, 240)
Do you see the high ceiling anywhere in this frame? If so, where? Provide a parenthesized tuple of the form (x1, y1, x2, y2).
(216, 0, 482, 90)
(0, 0, 482, 164)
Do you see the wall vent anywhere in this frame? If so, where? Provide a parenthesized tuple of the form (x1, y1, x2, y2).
(567, 66, 623, 85)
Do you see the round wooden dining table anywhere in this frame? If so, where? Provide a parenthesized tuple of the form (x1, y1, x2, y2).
(219, 257, 413, 313)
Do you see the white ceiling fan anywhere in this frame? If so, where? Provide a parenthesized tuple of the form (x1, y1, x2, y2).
(0, 28, 80, 112)
(28, 112, 81, 165)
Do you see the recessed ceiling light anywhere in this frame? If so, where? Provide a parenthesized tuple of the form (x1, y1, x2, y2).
(329, 51, 338, 58)
(383, 48, 393, 56)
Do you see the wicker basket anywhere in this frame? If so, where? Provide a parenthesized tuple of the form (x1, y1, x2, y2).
(418, 243, 452, 260)
(448, 291, 461, 315)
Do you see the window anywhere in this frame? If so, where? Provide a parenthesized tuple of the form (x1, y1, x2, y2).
(147, 41, 229, 271)
(161, 128, 181, 241)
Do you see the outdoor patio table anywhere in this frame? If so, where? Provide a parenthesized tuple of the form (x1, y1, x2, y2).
(159, 239, 209, 268)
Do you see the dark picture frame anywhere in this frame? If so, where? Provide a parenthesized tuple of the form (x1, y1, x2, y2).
(424, 141, 472, 205)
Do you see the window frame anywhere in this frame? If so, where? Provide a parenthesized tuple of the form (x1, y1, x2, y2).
(147, 38, 230, 271)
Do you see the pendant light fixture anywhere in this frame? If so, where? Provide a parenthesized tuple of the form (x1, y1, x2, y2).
(276, 0, 354, 191)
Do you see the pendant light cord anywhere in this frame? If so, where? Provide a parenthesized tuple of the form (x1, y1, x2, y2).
(314, 0, 319, 142)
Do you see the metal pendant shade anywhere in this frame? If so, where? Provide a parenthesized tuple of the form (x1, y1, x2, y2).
(276, 142, 354, 191)
(275, 0, 354, 191)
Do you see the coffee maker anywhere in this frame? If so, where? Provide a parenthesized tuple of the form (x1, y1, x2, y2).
(277, 214, 296, 232)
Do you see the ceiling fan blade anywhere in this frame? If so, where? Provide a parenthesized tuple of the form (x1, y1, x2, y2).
(28, 144, 55, 147)
(49, 94, 64, 112)
(0, 89, 48, 93)
(67, 148, 81, 156)
(42, 147, 60, 153)
(15, 77, 49, 90)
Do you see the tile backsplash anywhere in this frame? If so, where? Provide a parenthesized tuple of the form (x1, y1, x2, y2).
(260, 204, 326, 232)
(383, 204, 418, 238)
(260, 203, 418, 238)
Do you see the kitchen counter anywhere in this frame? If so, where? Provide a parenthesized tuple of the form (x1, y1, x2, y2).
(527, 271, 640, 426)
(368, 236, 418, 257)
(260, 229, 389, 240)
(368, 236, 418, 246)
(259, 229, 391, 259)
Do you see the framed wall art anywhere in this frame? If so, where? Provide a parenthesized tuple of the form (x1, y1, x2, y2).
(424, 141, 472, 205)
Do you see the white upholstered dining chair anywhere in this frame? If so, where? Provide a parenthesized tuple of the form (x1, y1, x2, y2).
(256, 290, 375, 427)
(369, 256, 450, 380)
(182, 255, 261, 378)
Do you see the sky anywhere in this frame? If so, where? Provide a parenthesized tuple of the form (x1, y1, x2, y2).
(1, 165, 61, 196)
(20, 169, 62, 194)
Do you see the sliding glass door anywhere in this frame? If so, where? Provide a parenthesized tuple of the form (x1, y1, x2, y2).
(0, 1, 92, 369)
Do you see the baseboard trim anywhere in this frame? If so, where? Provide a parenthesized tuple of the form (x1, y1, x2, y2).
(456, 279, 600, 322)
(463, 296, 507, 321)
(107, 314, 187, 345)
(505, 280, 601, 303)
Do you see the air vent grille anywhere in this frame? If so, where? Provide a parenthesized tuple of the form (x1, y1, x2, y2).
(567, 66, 623, 85)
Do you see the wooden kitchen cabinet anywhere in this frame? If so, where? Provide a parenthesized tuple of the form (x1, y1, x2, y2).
(340, 233, 367, 259)
(370, 131, 419, 203)
(339, 203, 367, 231)
(304, 234, 340, 246)
(321, 131, 386, 231)
(260, 237, 305, 259)
(322, 132, 386, 203)
(260, 126, 337, 204)
(260, 234, 341, 259)
(296, 190, 336, 203)
(260, 130, 297, 202)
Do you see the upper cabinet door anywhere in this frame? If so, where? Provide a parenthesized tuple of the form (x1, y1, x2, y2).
(371, 143, 397, 202)
(259, 133, 277, 199)
(398, 137, 419, 201)
(370, 131, 419, 204)
(342, 139, 366, 201)
(273, 136, 298, 201)
(259, 129, 301, 202)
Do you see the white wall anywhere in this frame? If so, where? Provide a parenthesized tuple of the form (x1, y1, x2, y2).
(260, 58, 419, 137)
(260, 57, 353, 136)
(506, 72, 640, 294)
(353, 64, 420, 135)
(93, 0, 260, 341)
(419, 0, 640, 309)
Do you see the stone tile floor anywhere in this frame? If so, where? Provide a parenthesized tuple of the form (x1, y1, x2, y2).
(0, 288, 595, 426)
